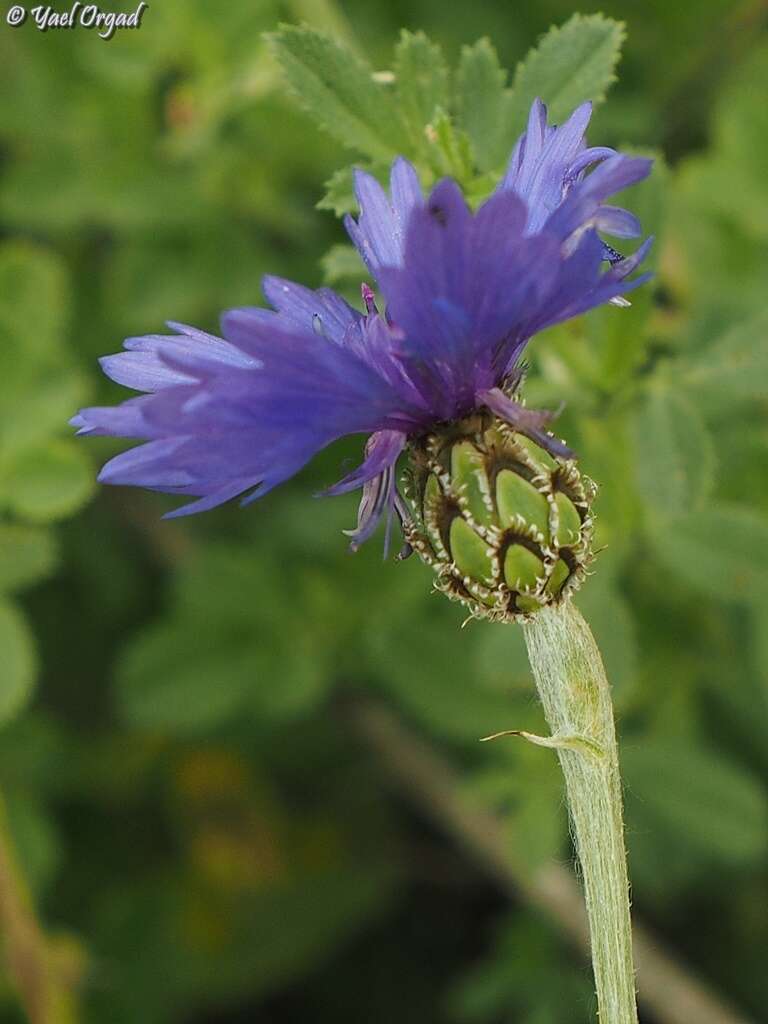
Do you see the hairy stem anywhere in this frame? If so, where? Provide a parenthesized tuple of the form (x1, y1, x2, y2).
(523, 601, 637, 1024)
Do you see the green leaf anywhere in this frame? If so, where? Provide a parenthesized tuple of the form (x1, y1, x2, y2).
(2, 439, 95, 523)
(467, 748, 565, 877)
(651, 504, 768, 603)
(578, 414, 640, 555)
(321, 243, 364, 285)
(266, 25, 406, 161)
(206, 867, 394, 1001)
(0, 369, 89, 455)
(633, 383, 715, 522)
(0, 241, 69, 370)
(393, 30, 449, 155)
(317, 162, 390, 218)
(675, 47, 768, 243)
(3, 789, 61, 895)
(506, 14, 625, 135)
(752, 600, 768, 696)
(576, 579, 638, 703)
(367, 614, 517, 743)
(424, 108, 474, 184)
(118, 546, 334, 735)
(450, 914, 592, 1023)
(0, 600, 37, 725)
(116, 623, 256, 736)
(675, 309, 768, 415)
(456, 39, 509, 172)
(623, 738, 768, 867)
(584, 150, 667, 386)
(0, 524, 58, 593)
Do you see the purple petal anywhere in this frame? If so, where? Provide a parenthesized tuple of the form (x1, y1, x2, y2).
(566, 146, 617, 181)
(479, 388, 573, 459)
(99, 351, 194, 392)
(345, 159, 423, 279)
(70, 396, 154, 438)
(323, 429, 406, 496)
(340, 433, 404, 553)
(593, 205, 642, 238)
(260, 276, 360, 343)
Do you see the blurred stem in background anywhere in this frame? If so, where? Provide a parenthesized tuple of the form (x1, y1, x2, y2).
(521, 603, 637, 1023)
(0, 794, 76, 1024)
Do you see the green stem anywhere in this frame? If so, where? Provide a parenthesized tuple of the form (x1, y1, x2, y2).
(523, 601, 637, 1024)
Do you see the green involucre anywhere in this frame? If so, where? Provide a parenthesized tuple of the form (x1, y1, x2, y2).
(403, 410, 595, 622)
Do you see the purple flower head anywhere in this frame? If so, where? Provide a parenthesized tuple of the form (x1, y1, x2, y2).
(73, 99, 652, 551)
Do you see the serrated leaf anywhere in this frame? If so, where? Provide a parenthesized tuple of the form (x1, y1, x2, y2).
(0, 524, 58, 593)
(2, 439, 95, 523)
(506, 15, 625, 137)
(266, 25, 406, 161)
(633, 384, 715, 522)
(393, 30, 449, 156)
(651, 504, 768, 603)
(317, 166, 355, 216)
(456, 39, 510, 172)
(675, 309, 768, 415)
(0, 600, 37, 725)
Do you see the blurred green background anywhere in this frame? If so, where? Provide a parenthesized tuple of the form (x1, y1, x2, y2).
(2, 1, 768, 1021)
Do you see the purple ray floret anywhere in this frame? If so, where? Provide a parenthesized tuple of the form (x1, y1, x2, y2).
(73, 98, 652, 549)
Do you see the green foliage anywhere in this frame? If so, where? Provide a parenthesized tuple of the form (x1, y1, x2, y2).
(274, 15, 628, 227)
(633, 384, 715, 522)
(0, 240, 93, 737)
(675, 309, 768, 415)
(0, 601, 37, 725)
(651, 505, 768, 603)
(456, 39, 510, 172)
(505, 14, 625, 136)
(2, 4, 768, 1022)
(449, 914, 593, 1023)
(575, 577, 638, 702)
(320, 242, 365, 283)
(3, 439, 94, 523)
(116, 545, 333, 735)
(623, 737, 768, 893)
(316, 166, 362, 216)
(266, 24, 408, 161)
(0, 526, 58, 594)
(393, 30, 450, 157)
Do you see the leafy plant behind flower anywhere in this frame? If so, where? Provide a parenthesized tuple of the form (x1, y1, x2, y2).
(268, 15, 625, 215)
